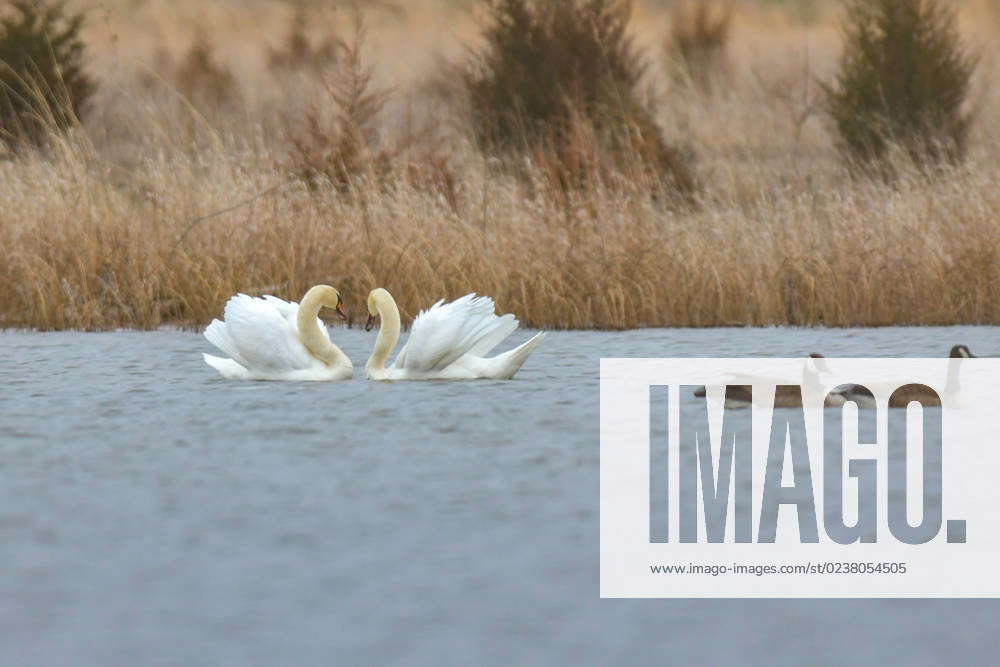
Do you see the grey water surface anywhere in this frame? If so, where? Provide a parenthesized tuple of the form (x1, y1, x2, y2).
(2, 325, 999, 666)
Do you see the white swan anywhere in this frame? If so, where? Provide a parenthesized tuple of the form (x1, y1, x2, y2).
(202, 285, 353, 381)
(364, 288, 545, 381)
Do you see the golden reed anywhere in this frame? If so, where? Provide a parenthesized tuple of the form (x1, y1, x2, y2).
(2, 0, 1000, 330)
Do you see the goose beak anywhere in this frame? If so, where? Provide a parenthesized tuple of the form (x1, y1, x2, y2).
(335, 299, 349, 320)
(365, 314, 375, 331)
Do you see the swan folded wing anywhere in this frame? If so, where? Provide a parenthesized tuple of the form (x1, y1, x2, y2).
(261, 295, 298, 319)
(204, 318, 253, 369)
(464, 313, 518, 357)
(395, 294, 511, 372)
(262, 294, 330, 341)
(223, 294, 318, 371)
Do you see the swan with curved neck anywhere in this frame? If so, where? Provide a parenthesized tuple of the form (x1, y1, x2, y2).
(297, 285, 353, 370)
(202, 284, 353, 381)
(365, 288, 403, 376)
(364, 287, 545, 381)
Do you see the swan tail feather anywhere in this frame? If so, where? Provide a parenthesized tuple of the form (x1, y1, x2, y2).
(490, 331, 545, 379)
(203, 353, 251, 380)
(203, 319, 253, 368)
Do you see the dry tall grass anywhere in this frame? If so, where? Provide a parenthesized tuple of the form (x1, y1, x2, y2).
(2, 0, 1000, 330)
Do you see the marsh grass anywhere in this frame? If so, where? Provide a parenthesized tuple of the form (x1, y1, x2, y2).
(2, 0, 1000, 330)
(5, 139, 1000, 330)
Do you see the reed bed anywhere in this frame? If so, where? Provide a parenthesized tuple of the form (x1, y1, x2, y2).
(2, 0, 1000, 330)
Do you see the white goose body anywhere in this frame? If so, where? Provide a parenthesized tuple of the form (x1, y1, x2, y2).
(203, 286, 353, 381)
(365, 289, 545, 381)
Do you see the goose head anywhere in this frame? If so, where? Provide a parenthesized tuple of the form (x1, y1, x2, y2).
(950, 344, 974, 358)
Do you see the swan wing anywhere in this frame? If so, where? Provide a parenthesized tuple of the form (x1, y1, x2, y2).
(262, 294, 331, 342)
(222, 294, 318, 371)
(204, 318, 253, 368)
(394, 294, 511, 372)
(262, 294, 298, 319)
(465, 313, 518, 357)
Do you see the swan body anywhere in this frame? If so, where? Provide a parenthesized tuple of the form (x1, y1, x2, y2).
(203, 285, 353, 381)
(364, 288, 545, 381)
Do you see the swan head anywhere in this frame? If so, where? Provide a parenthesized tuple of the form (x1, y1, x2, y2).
(365, 288, 390, 331)
(310, 285, 348, 320)
(950, 344, 974, 358)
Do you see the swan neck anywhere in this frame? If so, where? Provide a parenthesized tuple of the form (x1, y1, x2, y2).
(368, 292, 401, 371)
(297, 288, 347, 367)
